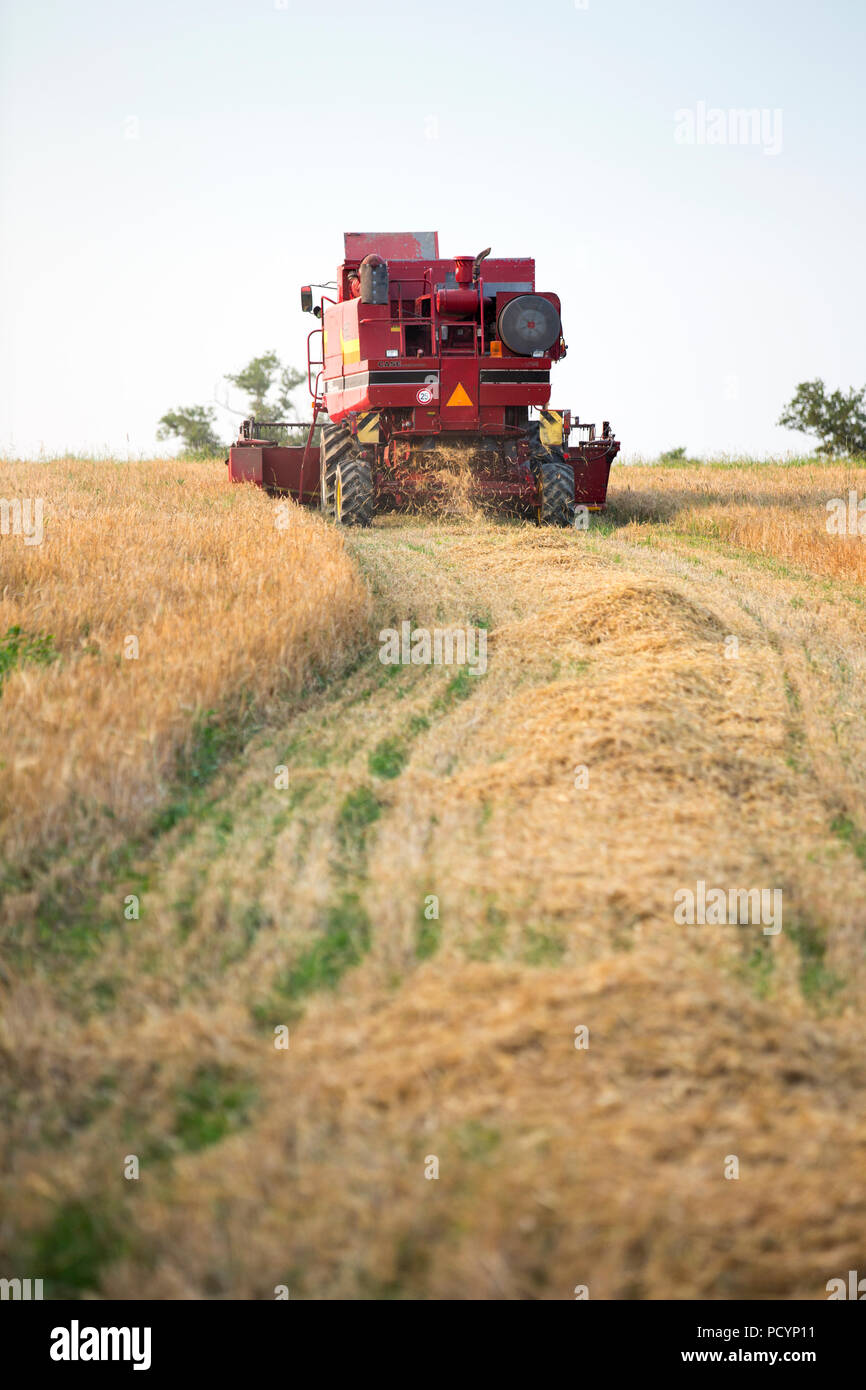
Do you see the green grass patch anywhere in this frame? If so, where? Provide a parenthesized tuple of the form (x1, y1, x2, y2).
(32, 1199, 128, 1299)
(787, 920, 843, 1003)
(739, 939, 776, 999)
(151, 705, 258, 836)
(336, 785, 382, 852)
(522, 925, 567, 966)
(276, 892, 372, 1001)
(435, 666, 481, 710)
(173, 1064, 258, 1153)
(368, 737, 408, 780)
(416, 898, 441, 960)
(464, 900, 507, 960)
(830, 813, 866, 871)
(782, 673, 802, 714)
(177, 708, 246, 790)
(0, 624, 57, 690)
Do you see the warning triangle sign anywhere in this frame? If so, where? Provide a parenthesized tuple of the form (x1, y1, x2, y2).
(445, 382, 473, 408)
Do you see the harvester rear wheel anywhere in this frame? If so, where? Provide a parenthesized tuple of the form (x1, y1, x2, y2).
(533, 450, 574, 527)
(320, 421, 354, 519)
(334, 455, 374, 527)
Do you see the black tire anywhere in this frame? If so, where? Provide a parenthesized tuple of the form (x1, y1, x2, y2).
(319, 421, 353, 519)
(335, 454, 374, 527)
(532, 449, 574, 527)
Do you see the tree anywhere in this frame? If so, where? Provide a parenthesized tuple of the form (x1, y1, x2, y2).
(224, 352, 307, 443)
(156, 405, 221, 454)
(224, 352, 305, 425)
(223, 351, 279, 418)
(778, 379, 866, 457)
(159, 353, 310, 453)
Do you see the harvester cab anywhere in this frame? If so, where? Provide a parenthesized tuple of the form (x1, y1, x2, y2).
(227, 231, 620, 523)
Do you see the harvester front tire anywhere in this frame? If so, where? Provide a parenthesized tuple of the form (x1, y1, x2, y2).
(533, 451, 574, 527)
(320, 422, 354, 519)
(335, 455, 374, 527)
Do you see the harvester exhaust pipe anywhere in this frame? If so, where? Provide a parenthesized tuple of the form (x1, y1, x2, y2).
(472, 247, 492, 284)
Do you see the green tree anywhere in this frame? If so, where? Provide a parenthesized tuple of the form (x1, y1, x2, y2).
(778, 380, 866, 457)
(156, 405, 222, 454)
(224, 352, 277, 417)
(224, 352, 307, 440)
(158, 354, 311, 453)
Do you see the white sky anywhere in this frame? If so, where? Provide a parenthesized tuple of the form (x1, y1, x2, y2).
(1, 0, 864, 460)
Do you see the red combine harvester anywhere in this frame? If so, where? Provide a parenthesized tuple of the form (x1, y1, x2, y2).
(227, 231, 619, 525)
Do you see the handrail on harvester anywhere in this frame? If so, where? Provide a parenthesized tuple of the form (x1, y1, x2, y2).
(306, 326, 324, 399)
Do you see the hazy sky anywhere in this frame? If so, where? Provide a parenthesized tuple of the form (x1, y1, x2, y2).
(1, 0, 863, 459)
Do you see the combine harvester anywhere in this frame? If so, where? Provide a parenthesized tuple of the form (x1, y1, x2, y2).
(227, 232, 619, 525)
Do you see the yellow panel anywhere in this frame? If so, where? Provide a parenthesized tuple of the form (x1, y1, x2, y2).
(539, 410, 564, 447)
(356, 412, 380, 444)
(340, 327, 361, 365)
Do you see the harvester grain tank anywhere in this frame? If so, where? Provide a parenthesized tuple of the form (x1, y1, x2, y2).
(227, 231, 620, 523)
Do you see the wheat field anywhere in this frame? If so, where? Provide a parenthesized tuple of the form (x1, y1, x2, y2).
(1, 455, 865, 1299)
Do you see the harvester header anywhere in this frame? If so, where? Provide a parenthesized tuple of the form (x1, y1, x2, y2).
(228, 231, 620, 524)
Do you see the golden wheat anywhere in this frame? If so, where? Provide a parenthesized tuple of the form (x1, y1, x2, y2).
(0, 458, 369, 874)
(611, 461, 866, 585)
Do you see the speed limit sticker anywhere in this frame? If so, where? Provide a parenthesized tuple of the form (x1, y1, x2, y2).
(416, 386, 434, 404)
